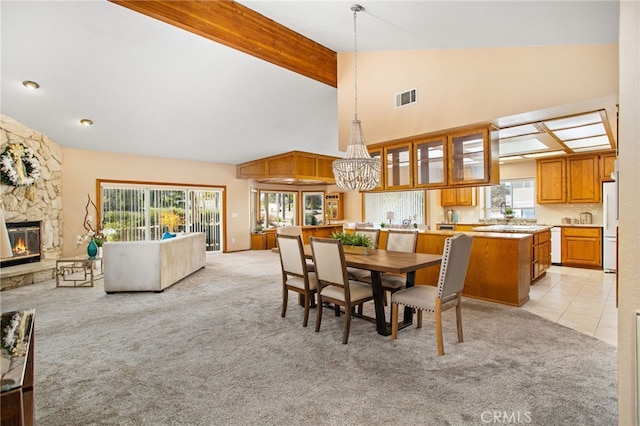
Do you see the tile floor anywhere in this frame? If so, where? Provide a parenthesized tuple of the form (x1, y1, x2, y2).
(522, 265, 618, 346)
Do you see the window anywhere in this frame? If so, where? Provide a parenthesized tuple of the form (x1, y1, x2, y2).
(485, 179, 535, 218)
(258, 191, 297, 229)
(99, 182, 223, 252)
(363, 190, 425, 226)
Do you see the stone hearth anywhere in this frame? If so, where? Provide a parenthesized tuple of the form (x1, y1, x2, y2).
(0, 261, 56, 290)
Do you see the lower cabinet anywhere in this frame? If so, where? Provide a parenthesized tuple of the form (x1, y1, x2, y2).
(561, 226, 602, 269)
(250, 230, 276, 250)
(532, 230, 551, 281)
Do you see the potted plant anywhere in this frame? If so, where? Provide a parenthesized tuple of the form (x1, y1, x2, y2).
(504, 208, 515, 219)
(330, 232, 374, 255)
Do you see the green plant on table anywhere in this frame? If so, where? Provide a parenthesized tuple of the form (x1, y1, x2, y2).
(330, 232, 373, 248)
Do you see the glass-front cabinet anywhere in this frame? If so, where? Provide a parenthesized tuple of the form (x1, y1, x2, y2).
(384, 142, 413, 189)
(367, 148, 384, 191)
(363, 124, 498, 193)
(414, 136, 447, 188)
(448, 127, 499, 186)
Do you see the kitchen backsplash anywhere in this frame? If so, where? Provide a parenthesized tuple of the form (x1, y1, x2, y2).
(535, 203, 603, 225)
(435, 203, 603, 226)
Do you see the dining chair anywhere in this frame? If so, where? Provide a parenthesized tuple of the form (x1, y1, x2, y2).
(359, 230, 418, 298)
(276, 233, 318, 327)
(277, 225, 314, 272)
(310, 237, 374, 344)
(390, 233, 473, 355)
(346, 228, 380, 281)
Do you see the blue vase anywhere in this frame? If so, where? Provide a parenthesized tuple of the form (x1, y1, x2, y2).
(87, 238, 98, 258)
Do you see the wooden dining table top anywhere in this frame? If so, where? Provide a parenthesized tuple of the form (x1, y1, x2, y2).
(302, 245, 442, 274)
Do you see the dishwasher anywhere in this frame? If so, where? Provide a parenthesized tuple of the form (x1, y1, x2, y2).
(551, 227, 562, 265)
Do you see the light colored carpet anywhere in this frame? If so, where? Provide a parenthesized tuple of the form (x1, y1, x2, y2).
(1, 250, 616, 425)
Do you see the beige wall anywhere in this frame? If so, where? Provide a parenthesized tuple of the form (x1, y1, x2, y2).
(61, 148, 251, 256)
(337, 44, 618, 149)
(617, 1, 640, 424)
(338, 43, 619, 229)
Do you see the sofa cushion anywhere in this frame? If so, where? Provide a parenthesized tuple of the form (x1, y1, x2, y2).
(162, 231, 176, 240)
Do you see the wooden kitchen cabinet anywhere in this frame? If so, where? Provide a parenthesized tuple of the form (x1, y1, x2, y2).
(366, 147, 384, 191)
(384, 142, 413, 189)
(366, 124, 498, 191)
(441, 187, 477, 206)
(600, 151, 617, 182)
(561, 226, 602, 269)
(567, 155, 601, 203)
(537, 153, 602, 204)
(537, 157, 566, 203)
(532, 230, 551, 281)
(414, 136, 447, 188)
(448, 126, 500, 187)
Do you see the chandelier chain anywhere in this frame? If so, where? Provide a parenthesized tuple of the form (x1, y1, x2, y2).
(353, 7, 358, 120)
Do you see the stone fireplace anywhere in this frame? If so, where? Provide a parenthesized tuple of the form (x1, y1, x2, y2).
(1, 114, 63, 289)
(2, 221, 42, 268)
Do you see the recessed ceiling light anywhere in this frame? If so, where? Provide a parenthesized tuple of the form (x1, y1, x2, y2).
(22, 80, 40, 90)
(80, 119, 93, 126)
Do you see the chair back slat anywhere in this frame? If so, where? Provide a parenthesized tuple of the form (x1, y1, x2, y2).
(277, 234, 306, 276)
(437, 234, 473, 299)
(386, 230, 418, 253)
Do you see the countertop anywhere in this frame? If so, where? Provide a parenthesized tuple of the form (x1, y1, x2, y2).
(440, 221, 603, 228)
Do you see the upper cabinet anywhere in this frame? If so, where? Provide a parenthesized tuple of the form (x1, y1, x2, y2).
(537, 157, 567, 203)
(440, 187, 477, 207)
(368, 124, 499, 192)
(600, 151, 617, 182)
(414, 136, 447, 188)
(368, 147, 385, 191)
(448, 127, 500, 186)
(384, 142, 413, 190)
(537, 151, 615, 204)
(567, 155, 600, 203)
(236, 151, 338, 185)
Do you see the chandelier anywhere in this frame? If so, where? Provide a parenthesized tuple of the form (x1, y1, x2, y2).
(332, 4, 380, 192)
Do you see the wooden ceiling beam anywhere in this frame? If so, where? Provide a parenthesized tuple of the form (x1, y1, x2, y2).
(110, 0, 337, 87)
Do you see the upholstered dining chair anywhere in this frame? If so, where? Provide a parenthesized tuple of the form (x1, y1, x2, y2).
(359, 230, 418, 298)
(310, 237, 374, 344)
(390, 233, 473, 355)
(276, 233, 318, 327)
(277, 225, 314, 271)
(346, 229, 380, 281)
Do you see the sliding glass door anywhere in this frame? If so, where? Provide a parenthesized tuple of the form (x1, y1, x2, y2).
(99, 183, 223, 253)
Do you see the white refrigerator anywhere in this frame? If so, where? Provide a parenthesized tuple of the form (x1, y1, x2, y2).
(603, 181, 617, 272)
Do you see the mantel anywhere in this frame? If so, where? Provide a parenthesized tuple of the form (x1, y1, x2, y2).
(236, 151, 339, 185)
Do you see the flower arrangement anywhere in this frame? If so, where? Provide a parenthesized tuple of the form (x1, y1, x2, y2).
(1, 309, 35, 357)
(0, 143, 41, 187)
(77, 194, 110, 248)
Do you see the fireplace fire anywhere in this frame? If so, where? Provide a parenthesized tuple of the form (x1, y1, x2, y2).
(1, 221, 41, 268)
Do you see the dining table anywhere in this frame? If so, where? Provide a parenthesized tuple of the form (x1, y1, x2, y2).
(303, 245, 442, 336)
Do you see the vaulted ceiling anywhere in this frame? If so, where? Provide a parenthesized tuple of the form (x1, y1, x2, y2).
(1, 1, 619, 165)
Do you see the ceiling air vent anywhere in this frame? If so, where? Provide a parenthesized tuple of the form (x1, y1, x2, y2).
(395, 88, 417, 108)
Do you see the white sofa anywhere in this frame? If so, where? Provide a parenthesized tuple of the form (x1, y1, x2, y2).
(103, 232, 206, 293)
